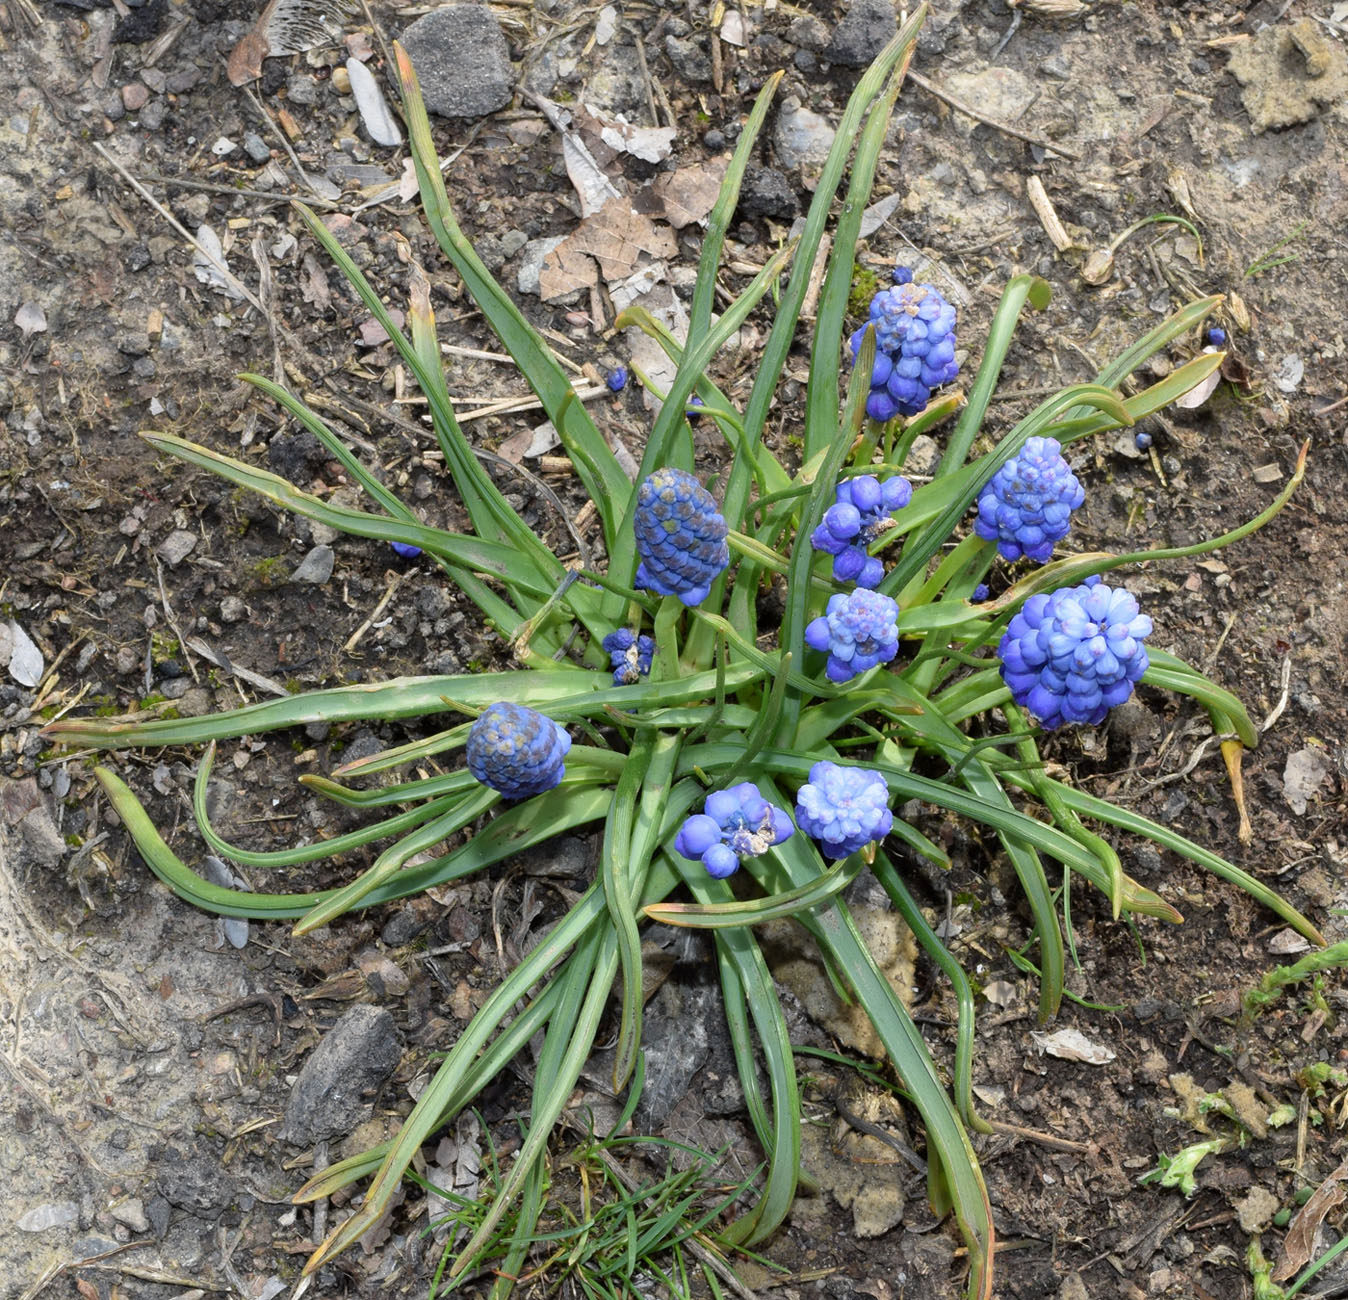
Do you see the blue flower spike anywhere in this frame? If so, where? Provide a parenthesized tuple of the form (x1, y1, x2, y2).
(810, 474, 913, 588)
(606, 366, 628, 393)
(804, 588, 900, 683)
(973, 435, 1085, 564)
(675, 782, 794, 879)
(466, 702, 571, 799)
(849, 277, 959, 421)
(601, 628, 655, 685)
(795, 761, 894, 859)
(1207, 326, 1227, 347)
(997, 578, 1154, 730)
(633, 467, 729, 606)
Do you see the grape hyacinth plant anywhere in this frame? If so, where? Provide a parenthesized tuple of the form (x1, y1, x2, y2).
(795, 762, 895, 859)
(44, 15, 1318, 1300)
(810, 472, 913, 587)
(849, 272, 960, 421)
(632, 466, 730, 605)
(998, 578, 1153, 730)
(805, 588, 901, 683)
(973, 435, 1085, 563)
(466, 702, 572, 798)
(675, 783, 794, 879)
(601, 628, 656, 685)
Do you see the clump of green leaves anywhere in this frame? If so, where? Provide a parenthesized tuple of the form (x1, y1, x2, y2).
(45, 9, 1319, 1298)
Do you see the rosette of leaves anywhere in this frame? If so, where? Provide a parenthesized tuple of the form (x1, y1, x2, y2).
(46, 11, 1318, 1298)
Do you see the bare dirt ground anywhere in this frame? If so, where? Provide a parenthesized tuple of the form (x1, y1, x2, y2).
(3, 2, 1348, 1298)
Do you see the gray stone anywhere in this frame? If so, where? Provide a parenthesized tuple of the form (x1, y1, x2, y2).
(290, 545, 334, 585)
(110, 1197, 149, 1232)
(146, 1195, 171, 1238)
(156, 529, 196, 567)
(242, 132, 270, 164)
(400, 7, 513, 119)
(788, 14, 829, 52)
(18, 802, 66, 869)
(737, 164, 797, 220)
(665, 34, 712, 82)
(219, 595, 248, 623)
(280, 1005, 402, 1145)
(826, 0, 897, 67)
(773, 97, 835, 170)
(516, 235, 564, 296)
(155, 1145, 235, 1213)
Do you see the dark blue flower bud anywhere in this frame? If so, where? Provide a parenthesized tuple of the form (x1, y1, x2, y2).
(467, 702, 571, 799)
(633, 468, 729, 607)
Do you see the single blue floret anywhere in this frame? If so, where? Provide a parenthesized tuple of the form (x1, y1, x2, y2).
(466, 701, 571, 799)
(971, 584, 990, 603)
(997, 579, 1153, 730)
(973, 436, 1085, 564)
(804, 588, 900, 683)
(848, 279, 959, 421)
(795, 761, 893, 859)
(892, 265, 914, 285)
(810, 474, 913, 588)
(686, 395, 706, 420)
(675, 782, 794, 879)
(390, 541, 422, 559)
(606, 366, 628, 393)
(633, 467, 729, 607)
(601, 628, 655, 685)
(1207, 327, 1227, 347)
(1135, 431, 1153, 451)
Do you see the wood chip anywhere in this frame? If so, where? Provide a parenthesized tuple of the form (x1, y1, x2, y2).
(1025, 175, 1074, 252)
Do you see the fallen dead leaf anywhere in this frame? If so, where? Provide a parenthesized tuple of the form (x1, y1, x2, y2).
(649, 156, 729, 228)
(1030, 1027, 1116, 1065)
(541, 197, 677, 299)
(1283, 745, 1331, 815)
(538, 240, 600, 302)
(1272, 1155, 1348, 1282)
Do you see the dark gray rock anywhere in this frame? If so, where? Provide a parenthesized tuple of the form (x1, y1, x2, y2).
(290, 545, 334, 585)
(826, 0, 897, 67)
(400, 6, 513, 119)
(154, 1145, 236, 1213)
(665, 34, 712, 83)
(280, 1005, 402, 1145)
(737, 164, 798, 220)
(633, 980, 716, 1132)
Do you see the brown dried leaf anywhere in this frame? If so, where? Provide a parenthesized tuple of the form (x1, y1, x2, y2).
(554, 196, 678, 286)
(651, 157, 729, 229)
(299, 253, 331, 309)
(1271, 1156, 1348, 1281)
(538, 242, 600, 302)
